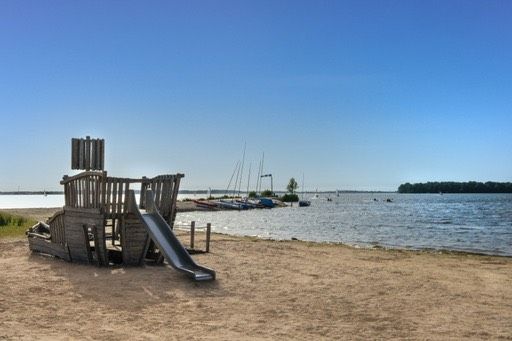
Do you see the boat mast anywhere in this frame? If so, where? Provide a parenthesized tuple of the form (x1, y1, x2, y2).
(301, 173, 305, 201)
(238, 143, 246, 197)
(225, 160, 240, 196)
(233, 160, 241, 197)
(246, 163, 252, 197)
(258, 152, 265, 193)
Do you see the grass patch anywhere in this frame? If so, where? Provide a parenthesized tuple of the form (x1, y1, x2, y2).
(0, 212, 36, 238)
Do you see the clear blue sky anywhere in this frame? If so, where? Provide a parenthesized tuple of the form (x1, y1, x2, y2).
(1, 0, 511, 191)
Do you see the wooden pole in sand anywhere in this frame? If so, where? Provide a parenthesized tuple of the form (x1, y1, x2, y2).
(206, 223, 211, 253)
(190, 221, 195, 249)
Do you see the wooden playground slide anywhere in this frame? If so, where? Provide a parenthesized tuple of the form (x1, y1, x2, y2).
(127, 190, 216, 281)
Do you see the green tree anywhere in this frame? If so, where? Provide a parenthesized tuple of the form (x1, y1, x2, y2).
(281, 193, 299, 202)
(261, 189, 274, 197)
(287, 177, 298, 194)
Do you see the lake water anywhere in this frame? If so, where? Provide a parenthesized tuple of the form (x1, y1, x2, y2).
(2, 193, 511, 256)
(177, 193, 512, 257)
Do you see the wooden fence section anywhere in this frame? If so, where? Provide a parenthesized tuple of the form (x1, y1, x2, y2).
(175, 221, 212, 253)
(104, 177, 133, 218)
(61, 172, 183, 221)
(61, 171, 106, 209)
(140, 174, 184, 227)
(121, 213, 150, 266)
(63, 207, 104, 264)
(47, 210, 65, 245)
(71, 136, 105, 171)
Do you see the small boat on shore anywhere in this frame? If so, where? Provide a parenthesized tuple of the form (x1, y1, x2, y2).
(193, 200, 218, 210)
(299, 174, 311, 207)
(236, 199, 265, 209)
(258, 197, 275, 208)
(217, 200, 250, 210)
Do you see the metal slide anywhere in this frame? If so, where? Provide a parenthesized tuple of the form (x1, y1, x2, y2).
(127, 190, 216, 281)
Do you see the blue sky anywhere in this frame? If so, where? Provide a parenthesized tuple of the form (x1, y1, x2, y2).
(1, 0, 511, 191)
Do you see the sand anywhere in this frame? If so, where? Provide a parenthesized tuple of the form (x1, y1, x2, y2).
(1, 210, 512, 340)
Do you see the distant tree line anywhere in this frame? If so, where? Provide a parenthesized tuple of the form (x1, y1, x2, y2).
(398, 181, 512, 193)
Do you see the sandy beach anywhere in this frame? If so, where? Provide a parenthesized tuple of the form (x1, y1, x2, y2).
(0, 208, 511, 340)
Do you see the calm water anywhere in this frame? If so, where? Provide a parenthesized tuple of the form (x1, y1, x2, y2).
(2, 193, 511, 256)
(177, 193, 512, 256)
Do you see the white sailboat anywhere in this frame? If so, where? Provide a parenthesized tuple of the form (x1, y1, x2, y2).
(299, 174, 311, 207)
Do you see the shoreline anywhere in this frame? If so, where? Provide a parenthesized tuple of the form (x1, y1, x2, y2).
(1, 206, 511, 258)
(1, 234, 511, 339)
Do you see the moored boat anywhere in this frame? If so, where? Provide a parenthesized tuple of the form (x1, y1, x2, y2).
(193, 200, 219, 210)
(298, 200, 311, 207)
(258, 197, 275, 208)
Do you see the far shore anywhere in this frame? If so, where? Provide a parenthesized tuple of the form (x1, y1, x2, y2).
(0, 208, 511, 339)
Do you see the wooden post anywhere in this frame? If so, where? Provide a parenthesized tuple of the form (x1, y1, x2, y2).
(71, 138, 79, 169)
(98, 139, 104, 170)
(190, 221, 195, 249)
(206, 223, 211, 253)
(85, 136, 91, 171)
(79, 139, 85, 170)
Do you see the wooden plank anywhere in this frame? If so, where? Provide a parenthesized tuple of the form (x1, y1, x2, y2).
(117, 180, 123, 215)
(140, 181, 147, 209)
(71, 138, 79, 169)
(92, 224, 108, 266)
(92, 175, 97, 208)
(91, 139, 97, 170)
(123, 182, 130, 214)
(161, 180, 171, 217)
(169, 175, 181, 227)
(101, 171, 107, 212)
(75, 179, 79, 208)
(111, 180, 117, 215)
(79, 138, 85, 170)
(121, 214, 149, 266)
(84, 177, 89, 208)
(93, 139, 98, 170)
(63, 207, 103, 264)
(106, 179, 112, 214)
(85, 136, 91, 171)
(154, 180, 162, 208)
(28, 237, 71, 261)
(99, 139, 104, 170)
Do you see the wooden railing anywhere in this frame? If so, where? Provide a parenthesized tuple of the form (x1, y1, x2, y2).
(104, 177, 134, 218)
(61, 171, 106, 209)
(60, 171, 184, 226)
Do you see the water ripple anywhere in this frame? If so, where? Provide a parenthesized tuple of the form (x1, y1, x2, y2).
(176, 193, 512, 256)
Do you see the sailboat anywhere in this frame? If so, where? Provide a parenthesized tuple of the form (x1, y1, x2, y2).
(299, 174, 311, 207)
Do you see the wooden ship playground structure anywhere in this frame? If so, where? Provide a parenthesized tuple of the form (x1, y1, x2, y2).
(27, 137, 215, 281)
